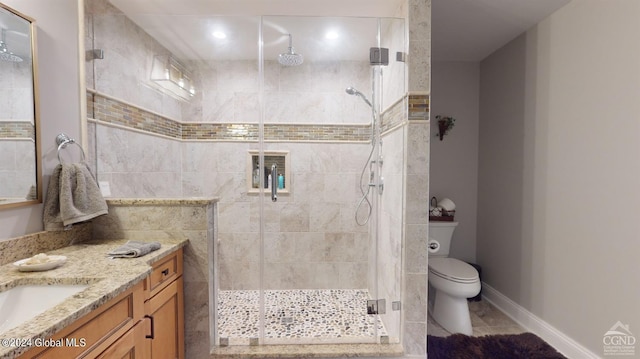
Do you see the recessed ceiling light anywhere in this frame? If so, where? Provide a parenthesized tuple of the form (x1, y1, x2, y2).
(325, 31, 339, 40)
(213, 31, 227, 39)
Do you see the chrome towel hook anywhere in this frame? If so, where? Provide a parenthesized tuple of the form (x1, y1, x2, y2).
(56, 133, 86, 164)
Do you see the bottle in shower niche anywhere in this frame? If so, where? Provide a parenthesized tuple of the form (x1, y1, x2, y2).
(278, 174, 284, 189)
(267, 173, 272, 190)
(252, 165, 260, 188)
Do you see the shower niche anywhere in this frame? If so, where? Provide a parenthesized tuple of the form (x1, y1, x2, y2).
(247, 150, 290, 194)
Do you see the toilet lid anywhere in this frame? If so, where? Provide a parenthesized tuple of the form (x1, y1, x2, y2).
(429, 257, 479, 283)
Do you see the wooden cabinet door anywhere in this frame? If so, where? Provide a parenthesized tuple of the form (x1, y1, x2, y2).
(147, 277, 184, 359)
(23, 282, 145, 359)
(96, 321, 148, 359)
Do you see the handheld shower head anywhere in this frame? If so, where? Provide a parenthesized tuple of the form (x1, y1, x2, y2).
(345, 87, 372, 107)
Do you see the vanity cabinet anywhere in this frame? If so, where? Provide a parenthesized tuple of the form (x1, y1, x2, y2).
(19, 248, 184, 359)
(144, 248, 185, 359)
(22, 281, 146, 358)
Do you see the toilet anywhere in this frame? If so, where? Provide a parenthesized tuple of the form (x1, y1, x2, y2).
(428, 221, 480, 335)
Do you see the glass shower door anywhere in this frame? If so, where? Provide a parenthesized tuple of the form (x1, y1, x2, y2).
(214, 13, 405, 347)
(372, 16, 406, 345)
(257, 15, 403, 345)
(211, 16, 263, 347)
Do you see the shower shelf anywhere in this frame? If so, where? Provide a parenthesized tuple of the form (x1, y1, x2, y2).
(247, 150, 290, 194)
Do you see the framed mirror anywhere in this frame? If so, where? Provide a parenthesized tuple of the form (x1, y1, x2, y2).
(0, 2, 40, 209)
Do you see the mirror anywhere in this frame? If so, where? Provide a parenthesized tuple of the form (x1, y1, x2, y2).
(0, 2, 41, 209)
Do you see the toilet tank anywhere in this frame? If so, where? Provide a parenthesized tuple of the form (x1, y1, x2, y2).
(428, 221, 458, 257)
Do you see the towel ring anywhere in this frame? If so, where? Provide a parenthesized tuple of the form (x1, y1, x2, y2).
(56, 133, 86, 164)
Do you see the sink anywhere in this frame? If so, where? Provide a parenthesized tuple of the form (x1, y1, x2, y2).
(0, 284, 88, 333)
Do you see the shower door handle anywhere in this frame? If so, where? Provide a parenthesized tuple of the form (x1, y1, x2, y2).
(271, 164, 278, 202)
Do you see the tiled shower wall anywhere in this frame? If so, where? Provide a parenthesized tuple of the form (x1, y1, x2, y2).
(86, 0, 372, 126)
(189, 140, 372, 290)
(85, 0, 183, 120)
(187, 59, 372, 125)
(85, 0, 390, 291)
(88, 122, 374, 290)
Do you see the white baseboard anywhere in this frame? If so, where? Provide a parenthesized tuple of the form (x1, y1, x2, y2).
(481, 282, 601, 359)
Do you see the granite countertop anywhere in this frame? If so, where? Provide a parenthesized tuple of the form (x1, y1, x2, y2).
(0, 237, 188, 359)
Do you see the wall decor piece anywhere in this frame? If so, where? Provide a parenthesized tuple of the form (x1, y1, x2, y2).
(435, 115, 456, 141)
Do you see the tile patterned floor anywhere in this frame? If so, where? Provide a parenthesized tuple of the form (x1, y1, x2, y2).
(428, 299, 526, 337)
(217, 289, 388, 344)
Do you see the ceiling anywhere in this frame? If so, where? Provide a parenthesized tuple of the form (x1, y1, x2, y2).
(109, 0, 405, 62)
(109, 0, 571, 63)
(109, 0, 405, 17)
(432, 0, 571, 61)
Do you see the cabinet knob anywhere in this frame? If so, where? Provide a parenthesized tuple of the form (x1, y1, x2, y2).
(161, 268, 169, 276)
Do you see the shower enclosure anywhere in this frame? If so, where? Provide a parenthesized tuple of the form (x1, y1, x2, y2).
(85, 0, 406, 348)
(210, 15, 406, 346)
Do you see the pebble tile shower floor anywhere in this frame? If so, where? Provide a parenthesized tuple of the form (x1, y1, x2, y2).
(218, 289, 388, 344)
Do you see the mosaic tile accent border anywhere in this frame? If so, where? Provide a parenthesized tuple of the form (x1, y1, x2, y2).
(88, 92, 428, 142)
(265, 124, 370, 142)
(0, 121, 35, 140)
(179, 123, 372, 142)
(408, 94, 429, 119)
(217, 289, 387, 345)
(182, 123, 257, 140)
(381, 98, 406, 134)
(91, 93, 181, 139)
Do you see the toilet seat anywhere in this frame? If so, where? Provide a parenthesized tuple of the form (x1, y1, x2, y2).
(429, 257, 479, 284)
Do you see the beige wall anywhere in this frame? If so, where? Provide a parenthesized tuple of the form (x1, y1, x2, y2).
(430, 61, 479, 263)
(478, 0, 640, 354)
(0, 0, 82, 240)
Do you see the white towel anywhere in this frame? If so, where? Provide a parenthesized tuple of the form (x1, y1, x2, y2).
(43, 162, 108, 230)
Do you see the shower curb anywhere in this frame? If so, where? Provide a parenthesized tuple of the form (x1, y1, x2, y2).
(210, 343, 403, 358)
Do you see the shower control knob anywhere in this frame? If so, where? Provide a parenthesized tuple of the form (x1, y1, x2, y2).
(429, 242, 439, 250)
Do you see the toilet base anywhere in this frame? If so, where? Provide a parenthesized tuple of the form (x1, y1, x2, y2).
(429, 290, 473, 335)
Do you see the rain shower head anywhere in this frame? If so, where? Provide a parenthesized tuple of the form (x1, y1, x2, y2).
(278, 34, 303, 66)
(0, 30, 22, 62)
(345, 87, 372, 107)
